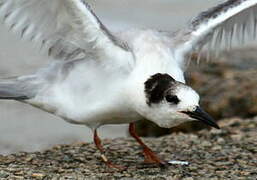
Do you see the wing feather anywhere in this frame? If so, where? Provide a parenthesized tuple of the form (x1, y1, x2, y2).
(0, 0, 131, 61)
(174, 0, 257, 68)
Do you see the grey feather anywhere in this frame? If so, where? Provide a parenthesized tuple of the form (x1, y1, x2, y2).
(174, 0, 257, 66)
(0, 0, 130, 61)
(0, 77, 39, 100)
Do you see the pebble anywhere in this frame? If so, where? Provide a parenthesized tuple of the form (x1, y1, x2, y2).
(0, 117, 255, 179)
(0, 171, 9, 178)
(183, 178, 194, 180)
(31, 173, 45, 178)
(202, 141, 212, 147)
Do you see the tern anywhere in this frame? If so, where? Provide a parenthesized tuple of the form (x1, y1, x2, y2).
(0, 0, 256, 169)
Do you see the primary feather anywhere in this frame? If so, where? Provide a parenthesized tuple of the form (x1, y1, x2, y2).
(174, 0, 257, 67)
(0, 0, 131, 62)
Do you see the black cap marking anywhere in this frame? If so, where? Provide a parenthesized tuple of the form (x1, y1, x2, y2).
(144, 73, 176, 106)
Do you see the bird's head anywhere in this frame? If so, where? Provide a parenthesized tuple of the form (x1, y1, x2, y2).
(142, 73, 219, 129)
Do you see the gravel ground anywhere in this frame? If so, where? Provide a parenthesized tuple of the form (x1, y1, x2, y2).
(0, 117, 256, 180)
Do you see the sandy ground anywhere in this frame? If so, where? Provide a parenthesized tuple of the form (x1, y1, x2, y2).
(0, 117, 256, 179)
(0, 0, 226, 155)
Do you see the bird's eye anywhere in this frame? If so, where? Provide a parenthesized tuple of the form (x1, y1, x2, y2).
(165, 95, 179, 104)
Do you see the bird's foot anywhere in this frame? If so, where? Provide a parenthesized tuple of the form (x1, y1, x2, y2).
(142, 147, 167, 167)
(100, 154, 127, 171)
(128, 122, 168, 167)
(94, 129, 127, 171)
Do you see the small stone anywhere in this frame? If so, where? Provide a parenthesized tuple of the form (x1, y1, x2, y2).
(212, 145, 222, 151)
(14, 171, 24, 176)
(231, 134, 243, 141)
(240, 171, 250, 176)
(0, 171, 9, 178)
(12, 176, 24, 179)
(202, 141, 212, 147)
(25, 157, 33, 162)
(210, 178, 219, 180)
(0, 116, 255, 179)
(183, 178, 194, 180)
(217, 138, 225, 143)
(189, 166, 198, 171)
(31, 173, 45, 178)
(183, 177, 194, 180)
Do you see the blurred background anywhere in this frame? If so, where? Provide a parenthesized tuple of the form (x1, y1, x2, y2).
(0, 0, 256, 155)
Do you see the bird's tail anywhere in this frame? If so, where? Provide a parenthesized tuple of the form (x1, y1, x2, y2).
(0, 76, 37, 100)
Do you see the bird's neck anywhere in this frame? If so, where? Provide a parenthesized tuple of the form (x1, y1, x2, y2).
(126, 60, 184, 118)
(125, 31, 185, 114)
(132, 55, 185, 83)
(131, 36, 185, 83)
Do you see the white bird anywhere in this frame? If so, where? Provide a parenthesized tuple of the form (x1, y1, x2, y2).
(0, 0, 256, 169)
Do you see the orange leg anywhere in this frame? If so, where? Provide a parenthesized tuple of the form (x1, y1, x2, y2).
(93, 129, 126, 170)
(129, 122, 167, 166)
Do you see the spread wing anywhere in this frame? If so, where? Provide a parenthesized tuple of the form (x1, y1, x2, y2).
(0, 0, 132, 61)
(174, 0, 257, 68)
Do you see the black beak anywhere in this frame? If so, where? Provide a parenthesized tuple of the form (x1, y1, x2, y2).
(182, 106, 220, 129)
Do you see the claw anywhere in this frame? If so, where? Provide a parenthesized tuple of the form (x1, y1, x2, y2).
(129, 122, 167, 167)
(100, 154, 127, 171)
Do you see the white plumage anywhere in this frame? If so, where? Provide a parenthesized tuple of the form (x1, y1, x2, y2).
(0, 0, 256, 167)
(0, 0, 256, 128)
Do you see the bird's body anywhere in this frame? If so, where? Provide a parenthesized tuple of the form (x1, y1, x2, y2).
(12, 30, 186, 129)
(26, 57, 140, 128)
(0, 0, 256, 168)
